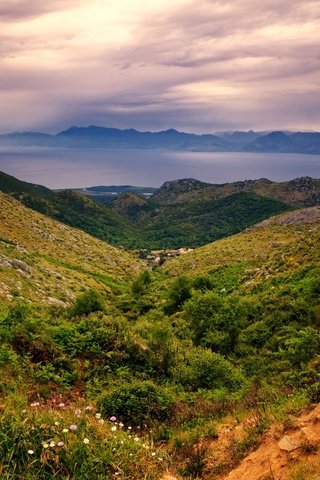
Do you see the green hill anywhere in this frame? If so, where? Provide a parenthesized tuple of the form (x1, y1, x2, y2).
(0, 171, 142, 248)
(2, 171, 320, 250)
(0, 193, 144, 305)
(1, 198, 320, 479)
(111, 176, 320, 248)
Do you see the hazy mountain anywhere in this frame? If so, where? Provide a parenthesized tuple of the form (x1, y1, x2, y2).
(244, 131, 297, 153)
(1, 126, 319, 153)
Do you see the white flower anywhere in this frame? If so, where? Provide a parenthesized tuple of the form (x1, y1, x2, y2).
(151, 452, 156, 456)
(62, 428, 68, 433)
(28, 450, 34, 454)
(54, 421, 60, 426)
(83, 438, 90, 444)
(95, 413, 101, 419)
(134, 437, 139, 442)
(42, 443, 49, 449)
(50, 441, 56, 447)
(111, 425, 117, 432)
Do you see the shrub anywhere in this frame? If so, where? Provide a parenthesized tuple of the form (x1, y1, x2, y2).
(131, 270, 151, 296)
(164, 276, 192, 314)
(71, 289, 105, 317)
(193, 275, 212, 292)
(173, 347, 244, 391)
(98, 381, 174, 426)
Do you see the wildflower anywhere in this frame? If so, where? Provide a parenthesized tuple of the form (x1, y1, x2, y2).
(57, 441, 64, 447)
(58, 403, 65, 408)
(85, 405, 93, 411)
(110, 415, 117, 422)
(30, 402, 40, 407)
(28, 450, 34, 454)
(111, 425, 117, 432)
(119, 422, 124, 428)
(83, 438, 90, 444)
(50, 441, 56, 447)
(42, 443, 49, 449)
(62, 428, 68, 433)
(127, 426, 132, 430)
(69, 424, 78, 432)
(75, 408, 81, 417)
(95, 413, 101, 419)
(151, 452, 156, 456)
(134, 437, 139, 442)
(54, 421, 60, 426)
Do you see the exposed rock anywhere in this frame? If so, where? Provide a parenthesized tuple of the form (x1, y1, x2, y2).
(276, 207, 320, 226)
(300, 426, 319, 445)
(11, 258, 33, 272)
(0, 259, 12, 268)
(47, 297, 68, 307)
(278, 435, 300, 452)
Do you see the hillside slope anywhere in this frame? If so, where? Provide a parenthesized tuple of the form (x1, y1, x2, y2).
(0, 193, 144, 304)
(2, 171, 320, 250)
(1, 202, 320, 479)
(112, 176, 320, 248)
(0, 171, 143, 248)
(163, 205, 320, 279)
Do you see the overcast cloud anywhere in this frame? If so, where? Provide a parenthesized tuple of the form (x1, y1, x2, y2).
(0, 0, 319, 133)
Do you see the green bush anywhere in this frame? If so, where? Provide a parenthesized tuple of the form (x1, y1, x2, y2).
(98, 381, 174, 426)
(173, 347, 244, 391)
(164, 276, 192, 314)
(71, 289, 105, 317)
(131, 270, 151, 296)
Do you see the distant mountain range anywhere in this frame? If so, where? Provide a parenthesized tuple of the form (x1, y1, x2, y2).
(1, 126, 320, 154)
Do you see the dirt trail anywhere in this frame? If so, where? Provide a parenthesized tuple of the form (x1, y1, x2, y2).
(221, 403, 320, 480)
(163, 403, 320, 480)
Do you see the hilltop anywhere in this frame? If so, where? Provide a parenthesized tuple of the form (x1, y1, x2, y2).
(111, 176, 320, 248)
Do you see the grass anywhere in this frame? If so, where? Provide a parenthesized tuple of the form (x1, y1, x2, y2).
(289, 459, 320, 480)
(0, 193, 144, 305)
(1, 193, 320, 479)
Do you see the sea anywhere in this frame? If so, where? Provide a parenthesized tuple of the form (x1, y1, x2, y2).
(0, 147, 319, 189)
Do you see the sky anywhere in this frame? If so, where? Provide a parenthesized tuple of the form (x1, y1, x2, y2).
(1, 0, 320, 133)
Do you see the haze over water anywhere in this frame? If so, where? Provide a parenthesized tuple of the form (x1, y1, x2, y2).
(0, 147, 319, 189)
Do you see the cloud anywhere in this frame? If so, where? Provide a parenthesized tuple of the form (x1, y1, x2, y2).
(0, 0, 82, 21)
(0, 0, 319, 132)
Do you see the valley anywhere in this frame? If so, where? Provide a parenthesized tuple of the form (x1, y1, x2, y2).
(0, 176, 320, 479)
